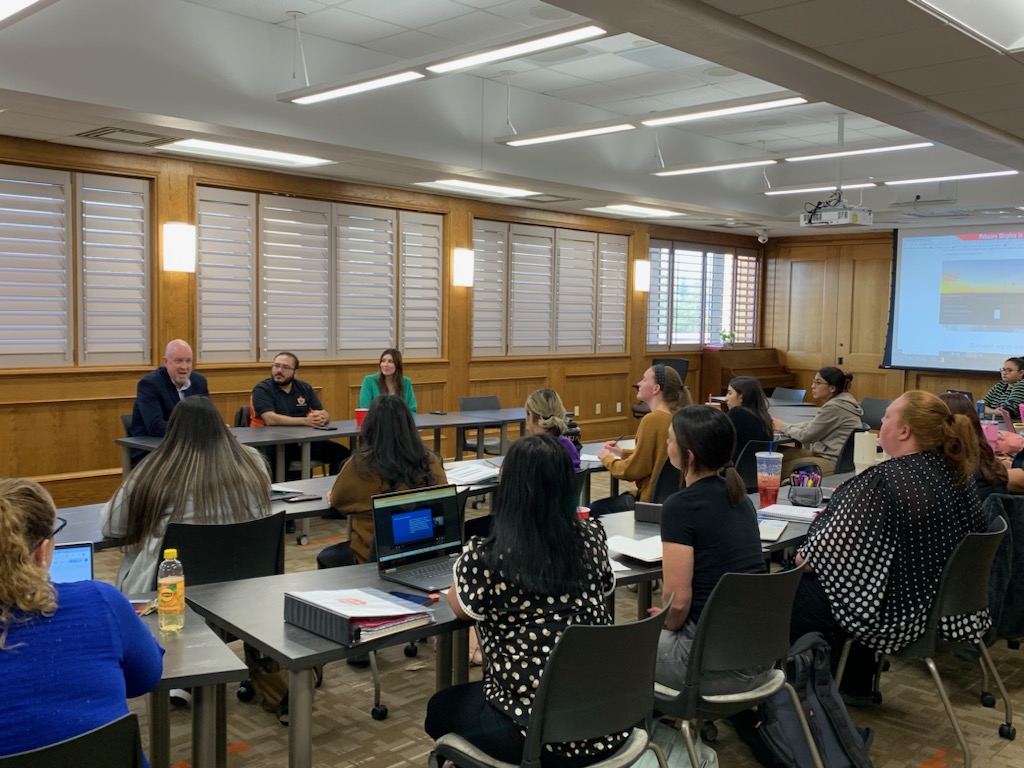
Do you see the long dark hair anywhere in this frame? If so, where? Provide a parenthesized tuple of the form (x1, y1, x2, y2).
(728, 375, 772, 435)
(121, 397, 271, 547)
(376, 348, 406, 402)
(671, 406, 746, 503)
(352, 394, 437, 489)
(938, 392, 1008, 487)
(482, 435, 587, 595)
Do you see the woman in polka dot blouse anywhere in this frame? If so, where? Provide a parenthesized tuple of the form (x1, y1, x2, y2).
(790, 390, 990, 699)
(424, 434, 625, 765)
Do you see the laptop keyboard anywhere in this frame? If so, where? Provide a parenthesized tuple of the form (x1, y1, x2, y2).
(399, 559, 453, 584)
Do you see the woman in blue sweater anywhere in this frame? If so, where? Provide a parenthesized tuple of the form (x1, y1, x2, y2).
(0, 478, 163, 758)
(359, 348, 417, 413)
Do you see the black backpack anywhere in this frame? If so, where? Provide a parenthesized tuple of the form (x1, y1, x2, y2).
(746, 632, 874, 768)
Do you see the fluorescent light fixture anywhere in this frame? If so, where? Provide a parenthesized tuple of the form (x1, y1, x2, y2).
(764, 182, 877, 197)
(634, 260, 651, 292)
(784, 142, 934, 162)
(585, 204, 685, 218)
(910, 1, 1024, 52)
(162, 139, 333, 168)
(655, 159, 777, 177)
(427, 25, 606, 74)
(885, 170, 1019, 185)
(289, 71, 424, 105)
(501, 123, 635, 147)
(641, 97, 807, 127)
(163, 222, 196, 273)
(0, 0, 54, 28)
(453, 248, 475, 287)
(416, 179, 538, 198)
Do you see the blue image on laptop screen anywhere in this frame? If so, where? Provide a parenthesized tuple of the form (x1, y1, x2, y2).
(50, 544, 93, 583)
(391, 507, 435, 546)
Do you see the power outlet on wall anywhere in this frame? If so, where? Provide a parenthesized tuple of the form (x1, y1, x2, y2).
(616, 402, 622, 413)
(574, 405, 580, 417)
(595, 403, 601, 415)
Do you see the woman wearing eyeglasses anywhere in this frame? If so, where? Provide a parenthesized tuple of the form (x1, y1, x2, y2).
(101, 396, 273, 594)
(772, 366, 863, 475)
(0, 478, 162, 758)
(982, 357, 1024, 417)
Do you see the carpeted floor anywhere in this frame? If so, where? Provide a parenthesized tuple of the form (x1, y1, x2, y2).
(104, 480, 1024, 768)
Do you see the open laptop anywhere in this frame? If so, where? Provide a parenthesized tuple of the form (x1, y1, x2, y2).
(50, 541, 94, 583)
(372, 484, 463, 592)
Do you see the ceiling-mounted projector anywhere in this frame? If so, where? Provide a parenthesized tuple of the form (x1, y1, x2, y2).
(799, 206, 873, 227)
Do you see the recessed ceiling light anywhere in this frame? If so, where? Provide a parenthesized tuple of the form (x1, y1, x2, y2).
(585, 204, 686, 217)
(910, 0, 1024, 52)
(416, 179, 538, 198)
(764, 183, 877, 196)
(641, 96, 807, 127)
(654, 159, 777, 177)
(161, 139, 333, 168)
(427, 25, 606, 73)
(784, 142, 934, 162)
(885, 170, 1019, 185)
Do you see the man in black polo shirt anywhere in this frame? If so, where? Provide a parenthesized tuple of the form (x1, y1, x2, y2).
(250, 351, 349, 476)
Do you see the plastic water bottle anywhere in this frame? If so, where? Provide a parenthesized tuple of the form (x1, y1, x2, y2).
(157, 548, 185, 632)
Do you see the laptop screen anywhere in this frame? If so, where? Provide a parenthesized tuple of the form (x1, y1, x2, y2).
(50, 542, 94, 583)
(372, 485, 462, 567)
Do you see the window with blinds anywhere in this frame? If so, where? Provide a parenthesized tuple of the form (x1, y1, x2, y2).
(197, 187, 444, 362)
(646, 239, 760, 351)
(0, 164, 151, 368)
(472, 219, 627, 356)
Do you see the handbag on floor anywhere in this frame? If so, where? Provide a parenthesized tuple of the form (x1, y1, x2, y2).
(242, 643, 323, 726)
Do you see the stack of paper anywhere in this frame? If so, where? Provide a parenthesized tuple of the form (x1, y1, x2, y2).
(444, 461, 500, 485)
(758, 518, 788, 542)
(606, 535, 663, 563)
(759, 504, 819, 523)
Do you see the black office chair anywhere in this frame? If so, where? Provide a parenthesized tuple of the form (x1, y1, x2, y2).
(119, 413, 132, 437)
(836, 517, 1014, 766)
(458, 395, 502, 457)
(0, 713, 143, 768)
(654, 569, 824, 768)
(735, 439, 772, 494)
(859, 397, 891, 431)
(832, 428, 867, 475)
(429, 606, 670, 768)
(650, 458, 681, 504)
(161, 512, 286, 589)
(770, 387, 806, 403)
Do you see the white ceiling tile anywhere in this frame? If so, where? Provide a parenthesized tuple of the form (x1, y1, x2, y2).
(364, 29, 456, 59)
(547, 52, 653, 80)
(586, 33, 658, 55)
(714, 79, 793, 98)
(498, 68, 592, 92)
(301, 7, 405, 44)
(338, 0, 474, 28)
(452, 0, 522, 8)
(546, 82, 635, 105)
(656, 85, 740, 108)
(485, 0, 583, 25)
(619, 44, 707, 70)
(183, 0, 330, 25)
(757, 137, 823, 153)
(598, 96, 678, 115)
(606, 70, 705, 97)
(744, 0, 932, 49)
(420, 11, 529, 43)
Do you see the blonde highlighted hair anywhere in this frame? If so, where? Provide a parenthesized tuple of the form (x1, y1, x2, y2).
(0, 478, 58, 650)
(525, 388, 569, 436)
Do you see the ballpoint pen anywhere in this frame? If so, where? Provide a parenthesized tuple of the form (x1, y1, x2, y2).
(610, 434, 626, 445)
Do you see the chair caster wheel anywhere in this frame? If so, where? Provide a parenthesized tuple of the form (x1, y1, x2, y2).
(237, 681, 255, 703)
(999, 723, 1016, 740)
(404, 642, 418, 658)
(371, 704, 388, 721)
(700, 721, 718, 742)
(981, 691, 997, 708)
(870, 691, 883, 705)
(296, 534, 309, 546)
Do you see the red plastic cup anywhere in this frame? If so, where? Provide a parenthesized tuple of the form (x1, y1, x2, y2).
(354, 408, 368, 428)
(576, 506, 591, 520)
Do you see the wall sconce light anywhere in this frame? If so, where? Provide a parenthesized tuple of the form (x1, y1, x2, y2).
(163, 222, 197, 273)
(634, 259, 651, 292)
(453, 247, 475, 287)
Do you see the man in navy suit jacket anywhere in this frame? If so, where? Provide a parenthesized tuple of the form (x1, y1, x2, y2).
(128, 339, 209, 465)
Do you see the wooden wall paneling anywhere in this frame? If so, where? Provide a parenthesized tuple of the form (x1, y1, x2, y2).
(563, 370, 635, 440)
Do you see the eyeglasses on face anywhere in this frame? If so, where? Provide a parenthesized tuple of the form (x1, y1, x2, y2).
(811, 379, 827, 386)
(1000, 367, 1019, 374)
(272, 362, 295, 371)
(48, 517, 67, 540)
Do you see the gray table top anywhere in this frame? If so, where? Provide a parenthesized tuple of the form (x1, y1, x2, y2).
(140, 605, 248, 690)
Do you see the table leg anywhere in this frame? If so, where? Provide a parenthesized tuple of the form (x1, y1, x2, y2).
(300, 443, 311, 479)
(148, 690, 170, 768)
(216, 684, 227, 768)
(288, 668, 314, 768)
(637, 581, 653, 621)
(432, 427, 442, 453)
(498, 424, 509, 455)
(191, 685, 217, 768)
(275, 446, 286, 483)
(452, 626, 469, 685)
(121, 445, 132, 478)
(435, 632, 452, 690)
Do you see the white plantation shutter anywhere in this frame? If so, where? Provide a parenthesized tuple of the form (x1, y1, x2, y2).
(260, 195, 331, 359)
(398, 211, 443, 358)
(597, 234, 627, 353)
(646, 239, 672, 349)
(0, 165, 72, 365)
(471, 219, 507, 356)
(335, 203, 396, 356)
(732, 251, 759, 343)
(554, 229, 597, 354)
(76, 173, 149, 365)
(671, 247, 704, 346)
(196, 187, 257, 362)
(703, 250, 728, 343)
(508, 224, 555, 355)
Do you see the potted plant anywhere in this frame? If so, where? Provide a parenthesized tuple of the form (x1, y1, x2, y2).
(720, 330, 736, 346)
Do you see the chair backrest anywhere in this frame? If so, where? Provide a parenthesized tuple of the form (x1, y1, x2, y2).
(522, 607, 668, 761)
(686, 568, 803, 682)
(833, 427, 866, 474)
(119, 413, 132, 437)
(233, 404, 251, 428)
(652, 357, 689, 385)
(651, 458, 682, 503)
(459, 395, 501, 411)
(771, 387, 806, 402)
(905, 515, 1008, 657)
(859, 397, 891, 431)
(736, 439, 772, 493)
(160, 512, 286, 589)
(0, 713, 143, 767)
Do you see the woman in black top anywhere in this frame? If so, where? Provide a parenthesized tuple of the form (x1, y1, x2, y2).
(724, 376, 773, 462)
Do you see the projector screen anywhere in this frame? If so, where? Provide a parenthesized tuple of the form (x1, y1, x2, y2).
(885, 225, 1024, 373)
